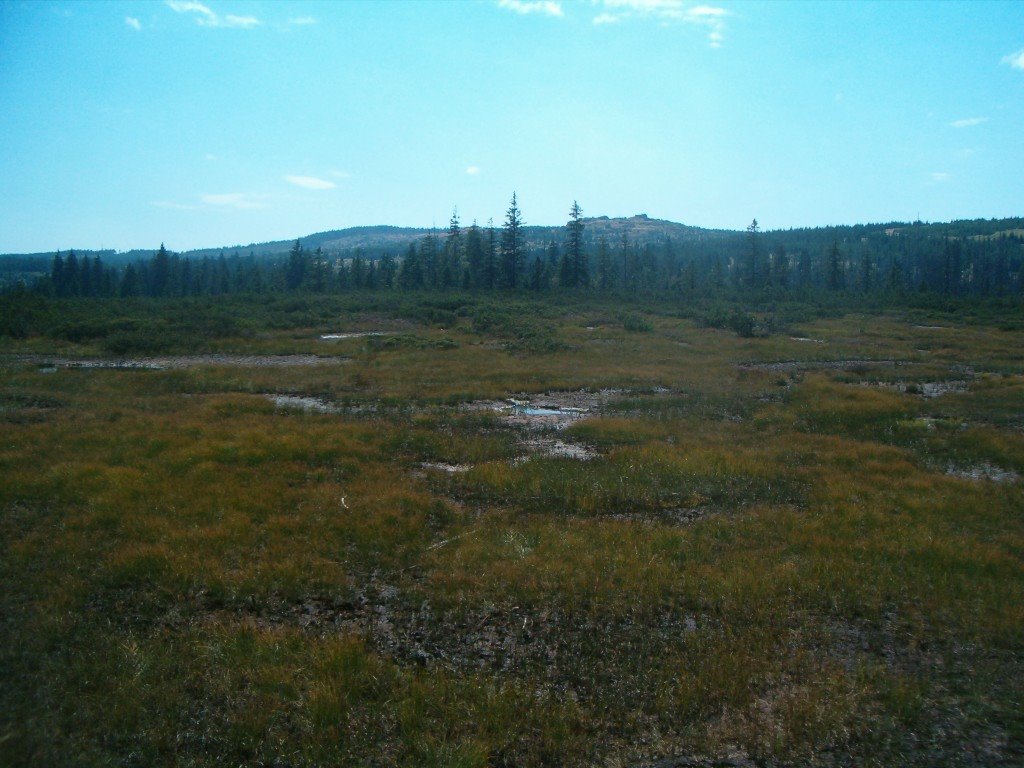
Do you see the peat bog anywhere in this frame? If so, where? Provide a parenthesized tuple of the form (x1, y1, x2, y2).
(2, 294, 1023, 767)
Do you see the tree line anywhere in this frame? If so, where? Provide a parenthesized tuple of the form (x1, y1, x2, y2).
(26, 195, 1024, 302)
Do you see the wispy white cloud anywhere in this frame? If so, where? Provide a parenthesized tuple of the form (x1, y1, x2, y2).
(498, 0, 564, 18)
(466, 166, 481, 176)
(223, 14, 260, 28)
(166, 0, 215, 22)
(165, 1, 261, 29)
(125, 16, 142, 31)
(201, 193, 269, 209)
(289, 16, 317, 26)
(330, 170, 352, 179)
(284, 175, 337, 190)
(687, 4, 727, 18)
(950, 117, 987, 128)
(151, 200, 202, 211)
(594, 1, 729, 46)
(1002, 48, 1024, 70)
(930, 172, 951, 183)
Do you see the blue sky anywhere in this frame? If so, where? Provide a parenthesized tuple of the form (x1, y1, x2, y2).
(1, 0, 1022, 252)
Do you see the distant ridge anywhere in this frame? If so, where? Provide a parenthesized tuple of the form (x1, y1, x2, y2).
(175, 215, 727, 260)
(3, 214, 1022, 266)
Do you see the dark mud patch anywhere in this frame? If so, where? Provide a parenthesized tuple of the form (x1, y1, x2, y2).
(898, 380, 971, 398)
(174, 587, 703, 687)
(632, 753, 754, 768)
(0, 392, 65, 422)
(608, 506, 718, 526)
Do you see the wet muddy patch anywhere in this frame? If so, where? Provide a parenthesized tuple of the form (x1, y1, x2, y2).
(8, 354, 349, 370)
(420, 461, 473, 473)
(870, 379, 972, 398)
(464, 390, 620, 461)
(517, 438, 598, 461)
(859, 367, 975, 398)
(268, 394, 341, 413)
(468, 389, 621, 431)
(320, 331, 395, 340)
(608, 506, 718, 526)
(738, 359, 899, 374)
(946, 463, 1019, 483)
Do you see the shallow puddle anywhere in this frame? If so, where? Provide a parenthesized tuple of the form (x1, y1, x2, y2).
(462, 390, 617, 460)
(469, 390, 619, 430)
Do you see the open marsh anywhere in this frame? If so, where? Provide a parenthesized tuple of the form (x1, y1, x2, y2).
(2, 295, 1023, 767)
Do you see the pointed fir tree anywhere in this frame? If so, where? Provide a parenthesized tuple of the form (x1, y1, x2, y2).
(564, 200, 586, 288)
(50, 252, 65, 297)
(444, 208, 462, 289)
(827, 241, 845, 291)
(500, 193, 524, 289)
(596, 237, 613, 292)
(465, 222, 485, 289)
(484, 220, 497, 290)
(286, 240, 306, 291)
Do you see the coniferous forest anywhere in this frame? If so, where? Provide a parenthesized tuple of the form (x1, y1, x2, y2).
(6, 199, 1024, 304)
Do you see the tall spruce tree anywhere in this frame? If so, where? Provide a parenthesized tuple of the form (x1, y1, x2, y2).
(50, 253, 65, 297)
(444, 209, 462, 288)
(465, 222, 485, 289)
(563, 200, 586, 288)
(285, 240, 306, 291)
(485, 220, 497, 290)
(398, 242, 422, 289)
(596, 237, 613, 292)
(420, 231, 439, 288)
(150, 244, 170, 297)
(745, 219, 762, 290)
(500, 193, 523, 289)
(827, 241, 845, 291)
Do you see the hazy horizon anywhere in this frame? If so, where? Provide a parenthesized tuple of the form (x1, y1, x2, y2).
(2, 0, 1023, 252)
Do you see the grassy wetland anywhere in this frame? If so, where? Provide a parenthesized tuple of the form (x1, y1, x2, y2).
(2, 294, 1023, 766)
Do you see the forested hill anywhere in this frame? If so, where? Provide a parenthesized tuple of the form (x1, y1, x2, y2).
(4, 215, 1023, 267)
(3, 213, 1023, 301)
(0, 215, 719, 282)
